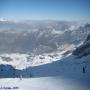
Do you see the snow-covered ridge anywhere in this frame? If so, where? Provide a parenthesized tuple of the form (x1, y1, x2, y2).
(0, 44, 74, 70)
(0, 52, 64, 69)
(73, 34, 90, 57)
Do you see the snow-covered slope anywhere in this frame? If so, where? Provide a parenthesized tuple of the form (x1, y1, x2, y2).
(0, 20, 90, 90)
(73, 34, 90, 57)
(0, 50, 90, 90)
(0, 45, 73, 69)
(0, 54, 90, 90)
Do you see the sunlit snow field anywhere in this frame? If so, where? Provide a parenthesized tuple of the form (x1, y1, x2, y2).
(0, 55, 90, 90)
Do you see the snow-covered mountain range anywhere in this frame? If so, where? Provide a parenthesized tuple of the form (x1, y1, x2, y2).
(0, 20, 90, 54)
(0, 20, 90, 90)
(0, 34, 90, 90)
(0, 19, 90, 73)
(0, 20, 90, 69)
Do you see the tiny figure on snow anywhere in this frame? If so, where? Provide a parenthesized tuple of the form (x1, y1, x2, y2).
(83, 66, 86, 73)
(20, 75, 22, 80)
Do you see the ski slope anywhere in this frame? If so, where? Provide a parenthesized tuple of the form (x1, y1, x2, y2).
(0, 55, 90, 90)
(0, 77, 89, 90)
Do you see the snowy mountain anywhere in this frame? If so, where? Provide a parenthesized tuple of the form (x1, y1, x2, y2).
(0, 32, 90, 90)
(0, 46, 73, 69)
(0, 31, 90, 75)
(0, 49, 90, 90)
(0, 64, 20, 78)
(73, 34, 90, 57)
(0, 33, 90, 78)
(0, 20, 90, 54)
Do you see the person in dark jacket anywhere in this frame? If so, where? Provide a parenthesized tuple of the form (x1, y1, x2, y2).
(83, 66, 86, 73)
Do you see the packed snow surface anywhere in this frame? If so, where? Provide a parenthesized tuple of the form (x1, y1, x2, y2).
(0, 55, 90, 90)
(0, 77, 89, 90)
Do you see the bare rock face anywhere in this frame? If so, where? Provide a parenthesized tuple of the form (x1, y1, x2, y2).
(73, 34, 90, 58)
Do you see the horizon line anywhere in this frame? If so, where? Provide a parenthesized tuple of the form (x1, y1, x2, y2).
(0, 18, 90, 22)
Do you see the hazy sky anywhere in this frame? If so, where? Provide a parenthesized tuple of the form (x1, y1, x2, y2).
(0, 0, 90, 20)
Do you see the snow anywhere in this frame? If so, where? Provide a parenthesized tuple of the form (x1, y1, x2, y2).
(73, 34, 90, 57)
(0, 54, 90, 90)
(0, 20, 90, 89)
(0, 53, 29, 69)
(0, 77, 89, 90)
(69, 25, 79, 31)
(0, 47, 72, 69)
(0, 53, 90, 90)
(51, 29, 64, 34)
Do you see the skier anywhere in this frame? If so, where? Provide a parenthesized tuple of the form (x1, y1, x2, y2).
(83, 66, 86, 73)
(20, 75, 22, 80)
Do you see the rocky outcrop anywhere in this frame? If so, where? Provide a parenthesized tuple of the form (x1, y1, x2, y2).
(73, 34, 90, 57)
